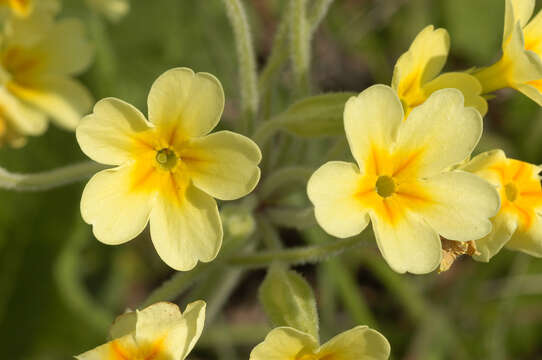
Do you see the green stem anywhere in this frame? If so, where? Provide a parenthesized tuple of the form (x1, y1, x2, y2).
(258, 166, 314, 200)
(198, 323, 270, 348)
(265, 207, 315, 230)
(289, 0, 311, 96)
(0, 161, 106, 191)
(308, 0, 335, 33)
(142, 232, 256, 307)
(360, 253, 469, 359)
(227, 235, 363, 269)
(252, 116, 285, 148)
(324, 259, 377, 328)
(487, 254, 530, 360)
(258, 0, 335, 104)
(221, 0, 259, 134)
(88, 11, 118, 98)
(142, 263, 214, 308)
(54, 220, 113, 333)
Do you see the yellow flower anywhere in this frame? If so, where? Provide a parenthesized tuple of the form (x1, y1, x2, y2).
(307, 85, 500, 274)
(392, 25, 487, 117)
(86, 0, 130, 23)
(0, 87, 46, 147)
(462, 150, 542, 261)
(0, 0, 58, 19)
(249, 326, 390, 360)
(473, 0, 542, 104)
(77, 67, 262, 271)
(0, 14, 93, 146)
(76, 301, 206, 360)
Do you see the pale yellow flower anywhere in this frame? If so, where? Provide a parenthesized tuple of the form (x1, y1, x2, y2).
(77, 67, 262, 271)
(463, 150, 542, 260)
(76, 301, 206, 360)
(250, 326, 390, 360)
(307, 85, 500, 274)
(392, 25, 487, 117)
(0, 14, 93, 146)
(0, 0, 59, 19)
(86, 0, 130, 23)
(473, 0, 542, 104)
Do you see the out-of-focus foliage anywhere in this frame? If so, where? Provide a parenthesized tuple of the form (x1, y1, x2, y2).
(0, 0, 541, 359)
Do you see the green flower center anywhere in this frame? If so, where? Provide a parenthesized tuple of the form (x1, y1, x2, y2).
(155, 148, 178, 171)
(376, 175, 396, 198)
(504, 182, 518, 202)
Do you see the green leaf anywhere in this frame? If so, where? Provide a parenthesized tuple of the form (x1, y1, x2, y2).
(277, 92, 356, 137)
(259, 264, 319, 341)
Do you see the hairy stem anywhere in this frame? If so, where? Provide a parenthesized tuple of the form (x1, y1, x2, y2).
(289, 0, 311, 95)
(0, 161, 106, 191)
(258, 166, 314, 200)
(221, 0, 259, 134)
(227, 235, 363, 269)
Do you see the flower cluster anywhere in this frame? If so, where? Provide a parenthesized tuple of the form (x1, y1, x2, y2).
(0, 0, 93, 147)
(2, 0, 542, 358)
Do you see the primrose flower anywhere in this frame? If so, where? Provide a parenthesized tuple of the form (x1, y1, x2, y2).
(462, 150, 542, 260)
(473, 0, 542, 104)
(307, 85, 500, 274)
(0, 14, 93, 146)
(0, 0, 58, 19)
(77, 67, 262, 271)
(76, 301, 206, 360)
(392, 25, 487, 117)
(250, 326, 390, 360)
(86, 0, 130, 23)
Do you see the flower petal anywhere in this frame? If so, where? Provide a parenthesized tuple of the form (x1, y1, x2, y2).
(149, 185, 222, 271)
(109, 311, 137, 339)
(474, 212, 518, 262)
(317, 326, 391, 360)
(307, 161, 370, 238)
(8, 76, 93, 130)
(506, 212, 542, 256)
(147, 67, 224, 139)
(249, 327, 318, 360)
(183, 130, 261, 201)
(505, 22, 542, 84)
(516, 82, 542, 105)
(461, 149, 507, 186)
(179, 300, 206, 360)
(395, 88, 482, 177)
(77, 97, 152, 165)
(0, 86, 47, 136)
(32, 18, 93, 75)
(344, 85, 403, 168)
(371, 210, 442, 274)
(420, 171, 500, 241)
(81, 165, 153, 245)
(75, 341, 113, 360)
(504, 0, 535, 42)
(422, 72, 488, 116)
(392, 25, 450, 92)
(135, 302, 184, 344)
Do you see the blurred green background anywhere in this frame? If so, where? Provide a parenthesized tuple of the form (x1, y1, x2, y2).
(1, 0, 541, 359)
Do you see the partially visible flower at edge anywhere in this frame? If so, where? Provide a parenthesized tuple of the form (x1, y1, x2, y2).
(462, 149, 542, 261)
(86, 0, 130, 23)
(0, 0, 59, 20)
(0, 13, 94, 147)
(77, 67, 262, 271)
(249, 325, 390, 360)
(473, 0, 542, 105)
(76, 301, 206, 360)
(392, 25, 488, 117)
(307, 85, 500, 274)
